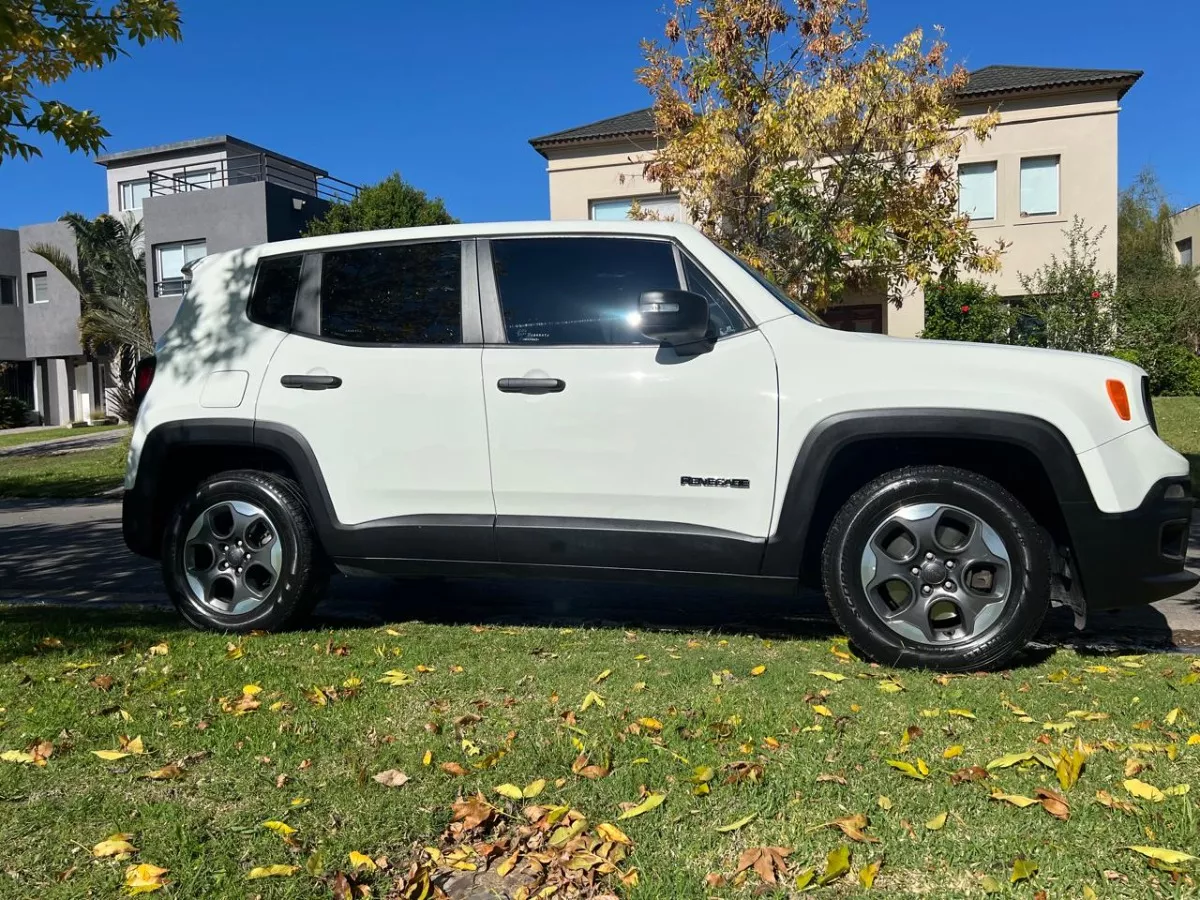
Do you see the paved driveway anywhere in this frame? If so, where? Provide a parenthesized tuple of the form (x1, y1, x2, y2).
(1, 498, 1198, 649)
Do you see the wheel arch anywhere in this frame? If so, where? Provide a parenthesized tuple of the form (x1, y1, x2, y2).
(764, 409, 1094, 583)
(123, 418, 335, 560)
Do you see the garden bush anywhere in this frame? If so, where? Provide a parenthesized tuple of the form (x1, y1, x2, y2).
(920, 280, 1016, 344)
(0, 391, 31, 429)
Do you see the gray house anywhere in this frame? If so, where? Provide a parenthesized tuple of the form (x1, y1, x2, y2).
(0, 135, 357, 424)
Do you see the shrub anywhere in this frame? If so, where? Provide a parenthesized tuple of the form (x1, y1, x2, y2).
(920, 280, 1015, 344)
(1117, 346, 1200, 396)
(0, 392, 31, 429)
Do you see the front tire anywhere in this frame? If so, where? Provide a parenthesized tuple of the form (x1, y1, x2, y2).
(821, 465, 1049, 671)
(162, 470, 328, 632)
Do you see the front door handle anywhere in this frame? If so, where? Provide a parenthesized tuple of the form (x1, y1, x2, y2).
(497, 377, 565, 394)
(281, 374, 342, 390)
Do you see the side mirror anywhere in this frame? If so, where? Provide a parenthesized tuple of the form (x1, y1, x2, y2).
(637, 290, 709, 347)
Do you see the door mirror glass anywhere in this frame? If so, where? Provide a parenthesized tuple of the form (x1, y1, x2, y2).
(637, 290, 709, 347)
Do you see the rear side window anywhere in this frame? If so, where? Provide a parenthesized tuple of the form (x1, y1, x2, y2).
(491, 237, 679, 345)
(321, 241, 460, 343)
(320, 241, 461, 344)
(248, 255, 303, 330)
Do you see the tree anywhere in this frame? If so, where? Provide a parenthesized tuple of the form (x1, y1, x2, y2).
(1111, 168, 1200, 394)
(1018, 217, 1115, 356)
(0, 0, 182, 163)
(637, 0, 1003, 308)
(29, 212, 151, 419)
(303, 173, 456, 237)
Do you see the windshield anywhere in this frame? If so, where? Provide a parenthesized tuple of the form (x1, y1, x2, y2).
(722, 249, 825, 326)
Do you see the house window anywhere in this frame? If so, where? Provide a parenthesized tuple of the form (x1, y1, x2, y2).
(27, 272, 48, 304)
(957, 162, 997, 221)
(154, 240, 207, 297)
(0, 275, 15, 306)
(119, 178, 152, 211)
(590, 194, 682, 222)
(1020, 156, 1060, 217)
(1178, 237, 1194, 267)
(181, 168, 217, 191)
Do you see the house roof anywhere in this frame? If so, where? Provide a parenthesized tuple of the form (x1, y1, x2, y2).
(95, 135, 328, 176)
(529, 65, 1142, 154)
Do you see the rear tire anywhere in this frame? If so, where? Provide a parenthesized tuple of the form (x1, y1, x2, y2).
(162, 469, 328, 632)
(821, 465, 1049, 671)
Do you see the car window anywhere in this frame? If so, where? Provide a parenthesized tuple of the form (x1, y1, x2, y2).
(248, 254, 303, 330)
(681, 255, 748, 338)
(320, 241, 461, 344)
(491, 237, 680, 345)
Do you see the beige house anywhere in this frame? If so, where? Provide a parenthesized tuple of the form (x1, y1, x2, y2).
(530, 65, 1141, 337)
(1168, 204, 1198, 268)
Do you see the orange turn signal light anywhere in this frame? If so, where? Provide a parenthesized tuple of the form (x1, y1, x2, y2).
(1106, 379, 1131, 421)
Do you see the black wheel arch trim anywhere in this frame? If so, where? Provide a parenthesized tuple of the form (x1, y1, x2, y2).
(763, 408, 1095, 577)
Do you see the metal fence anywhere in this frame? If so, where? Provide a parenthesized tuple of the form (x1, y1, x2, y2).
(147, 154, 359, 203)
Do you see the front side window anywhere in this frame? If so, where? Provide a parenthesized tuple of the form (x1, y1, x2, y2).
(27, 272, 48, 304)
(1020, 156, 1060, 217)
(120, 178, 151, 211)
(248, 254, 303, 330)
(320, 241, 461, 344)
(590, 194, 682, 222)
(492, 237, 680, 345)
(680, 255, 747, 338)
(1177, 237, 1193, 267)
(0, 275, 14, 306)
(958, 162, 997, 221)
(155, 240, 207, 297)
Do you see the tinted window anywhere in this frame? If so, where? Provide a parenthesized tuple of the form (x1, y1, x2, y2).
(248, 255, 302, 330)
(320, 242, 461, 344)
(0, 276, 14, 306)
(681, 256, 746, 338)
(492, 237, 679, 345)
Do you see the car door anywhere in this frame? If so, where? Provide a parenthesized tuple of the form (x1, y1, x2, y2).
(479, 234, 779, 574)
(255, 238, 495, 561)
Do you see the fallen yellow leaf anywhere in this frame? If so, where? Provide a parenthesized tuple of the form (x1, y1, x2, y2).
(261, 820, 296, 837)
(925, 812, 948, 831)
(989, 790, 1039, 808)
(580, 690, 605, 711)
(1124, 778, 1165, 803)
(247, 864, 298, 879)
(522, 778, 546, 798)
(93, 835, 137, 858)
(810, 670, 846, 682)
(1125, 846, 1198, 865)
(943, 745, 963, 759)
(750, 665, 766, 676)
(124, 862, 169, 894)
(596, 822, 632, 844)
(617, 791, 666, 820)
(715, 811, 757, 832)
(494, 783, 523, 800)
(858, 859, 881, 889)
(92, 749, 130, 761)
(947, 709, 976, 719)
(348, 851, 377, 871)
(594, 669, 612, 683)
(885, 759, 926, 780)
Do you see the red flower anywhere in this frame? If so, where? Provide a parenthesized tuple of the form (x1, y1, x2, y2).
(960, 305, 971, 313)
(1090, 291, 1101, 299)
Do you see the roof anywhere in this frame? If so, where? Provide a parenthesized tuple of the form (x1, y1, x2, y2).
(95, 135, 328, 176)
(529, 65, 1142, 153)
(958, 65, 1142, 100)
(255, 219, 701, 258)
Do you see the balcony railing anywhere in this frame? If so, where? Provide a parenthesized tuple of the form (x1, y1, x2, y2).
(147, 153, 359, 203)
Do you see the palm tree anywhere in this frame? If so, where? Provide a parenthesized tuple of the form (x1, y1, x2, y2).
(29, 213, 153, 420)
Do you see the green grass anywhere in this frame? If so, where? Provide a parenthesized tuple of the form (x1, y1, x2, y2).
(0, 607, 1196, 898)
(0, 438, 128, 499)
(0, 424, 124, 451)
(1154, 396, 1200, 494)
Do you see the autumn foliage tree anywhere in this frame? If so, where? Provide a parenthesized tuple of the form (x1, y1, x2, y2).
(638, 0, 1003, 308)
(0, 1, 182, 163)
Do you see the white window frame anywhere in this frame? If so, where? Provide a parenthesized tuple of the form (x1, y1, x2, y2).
(1177, 237, 1193, 267)
(180, 168, 218, 191)
(589, 194, 682, 222)
(27, 272, 49, 304)
(154, 240, 207, 297)
(119, 178, 152, 211)
(957, 161, 997, 221)
(0, 274, 15, 306)
(1020, 155, 1061, 218)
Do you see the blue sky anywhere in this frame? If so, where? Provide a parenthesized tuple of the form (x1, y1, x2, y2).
(1, 0, 1196, 228)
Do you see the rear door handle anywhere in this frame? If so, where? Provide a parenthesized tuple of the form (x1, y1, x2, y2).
(497, 377, 565, 394)
(281, 374, 342, 390)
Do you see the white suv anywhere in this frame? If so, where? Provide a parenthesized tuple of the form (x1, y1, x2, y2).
(123, 220, 1196, 671)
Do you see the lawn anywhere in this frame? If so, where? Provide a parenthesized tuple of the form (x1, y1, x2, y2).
(0, 437, 129, 499)
(0, 424, 124, 451)
(0, 607, 1196, 898)
(1154, 397, 1200, 494)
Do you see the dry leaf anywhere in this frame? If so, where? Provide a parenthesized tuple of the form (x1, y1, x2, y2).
(886, 759, 926, 780)
(951, 766, 989, 785)
(943, 745, 963, 759)
(348, 851, 377, 871)
(1035, 787, 1070, 820)
(1124, 778, 1165, 803)
(1124, 846, 1198, 865)
(261, 820, 296, 837)
(810, 670, 846, 682)
(1010, 858, 1038, 883)
(596, 822, 631, 844)
(141, 765, 183, 781)
(1096, 789, 1137, 814)
(93, 835, 137, 858)
(123, 862, 169, 894)
(441, 762, 468, 777)
(819, 845, 851, 885)
(858, 858, 881, 889)
(735, 846, 791, 885)
(372, 769, 410, 788)
(750, 665, 766, 676)
(989, 790, 1040, 808)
